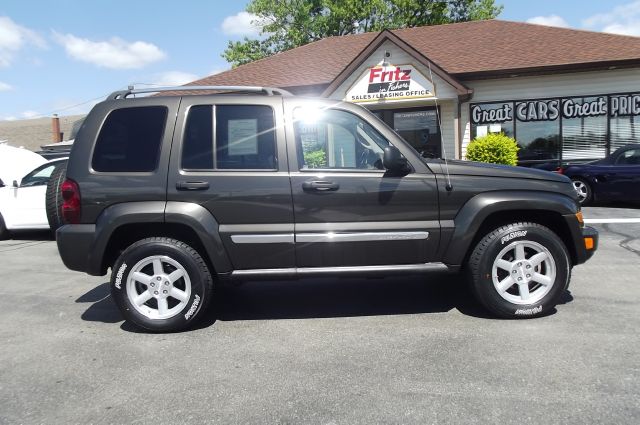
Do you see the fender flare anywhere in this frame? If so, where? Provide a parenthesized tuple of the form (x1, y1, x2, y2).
(442, 190, 578, 265)
(88, 201, 232, 275)
(164, 201, 232, 273)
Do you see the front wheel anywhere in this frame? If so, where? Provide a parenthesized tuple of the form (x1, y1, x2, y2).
(467, 222, 571, 318)
(110, 237, 213, 332)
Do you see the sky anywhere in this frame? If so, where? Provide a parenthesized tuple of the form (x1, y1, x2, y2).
(1, 0, 640, 121)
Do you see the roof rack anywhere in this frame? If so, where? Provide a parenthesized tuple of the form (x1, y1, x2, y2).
(107, 85, 293, 100)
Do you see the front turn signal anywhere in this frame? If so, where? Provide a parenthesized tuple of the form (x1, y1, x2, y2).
(584, 237, 594, 250)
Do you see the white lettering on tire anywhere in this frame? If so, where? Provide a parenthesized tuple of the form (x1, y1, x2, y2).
(115, 263, 127, 289)
(515, 305, 542, 316)
(501, 230, 527, 244)
(184, 294, 201, 320)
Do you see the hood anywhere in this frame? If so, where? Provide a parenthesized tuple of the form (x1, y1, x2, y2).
(434, 159, 570, 183)
(0, 145, 46, 185)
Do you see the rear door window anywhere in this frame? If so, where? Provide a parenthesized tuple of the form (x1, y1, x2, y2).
(181, 105, 276, 170)
(92, 106, 167, 172)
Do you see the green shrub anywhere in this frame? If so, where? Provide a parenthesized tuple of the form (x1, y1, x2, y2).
(466, 133, 519, 166)
(303, 149, 327, 168)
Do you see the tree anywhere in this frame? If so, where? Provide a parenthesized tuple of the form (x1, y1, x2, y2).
(222, 0, 503, 67)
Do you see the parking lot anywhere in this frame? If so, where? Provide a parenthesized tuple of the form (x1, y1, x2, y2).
(0, 206, 638, 424)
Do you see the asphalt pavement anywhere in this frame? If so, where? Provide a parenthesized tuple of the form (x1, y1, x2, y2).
(0, 206, 638, 424)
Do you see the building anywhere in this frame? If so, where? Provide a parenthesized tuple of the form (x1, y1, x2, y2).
(184, 20, 640, 167)
(0, 115, 84, 152)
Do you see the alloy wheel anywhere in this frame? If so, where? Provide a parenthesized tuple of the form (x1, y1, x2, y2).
(491, 240, 556, 305)
(126, 255, 192, 320)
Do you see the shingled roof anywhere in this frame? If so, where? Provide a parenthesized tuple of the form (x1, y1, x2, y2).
(184, 19, 640, 92)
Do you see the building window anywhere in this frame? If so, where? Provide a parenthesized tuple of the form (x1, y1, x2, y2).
(374, 107, 442, 158)
(470, 92, 640, 167)
(470, 102, 514, 139)
(609, 93, 640, 152)
(561, 96, 608, 160)
(514, 99, 560, 162)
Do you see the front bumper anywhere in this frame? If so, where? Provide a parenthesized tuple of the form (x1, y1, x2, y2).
(564, 212, 598, 265)
(580, 225, 598, 262)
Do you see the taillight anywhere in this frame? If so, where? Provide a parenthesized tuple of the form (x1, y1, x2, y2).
(555, 167, 564, 174)
(61, 179, 81, 224)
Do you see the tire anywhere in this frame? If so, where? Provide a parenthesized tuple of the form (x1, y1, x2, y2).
(467, 222, 571, 319)
(110, 237, 214, 332)
(571, 178, 592, 205)
(0, 212, 8, 240)
(46, 162, 67, 232)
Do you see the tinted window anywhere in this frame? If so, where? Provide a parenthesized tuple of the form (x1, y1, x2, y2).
(294, 108, 389, 170)
(92, 106, 167, 172)
(182, 105, 213, 170)
(181, 105, 276, 170)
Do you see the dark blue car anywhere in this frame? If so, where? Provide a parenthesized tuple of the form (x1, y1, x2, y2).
(560, 144, 640, 205)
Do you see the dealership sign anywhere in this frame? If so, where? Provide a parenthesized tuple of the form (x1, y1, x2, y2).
(345, 64, 435, 104)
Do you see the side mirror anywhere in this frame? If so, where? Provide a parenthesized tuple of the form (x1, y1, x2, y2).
(383, 146, 410, 174)
(12, 180, 18, 188)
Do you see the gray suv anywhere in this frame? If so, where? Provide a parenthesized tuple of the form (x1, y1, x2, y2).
(56, 86, 598, 332)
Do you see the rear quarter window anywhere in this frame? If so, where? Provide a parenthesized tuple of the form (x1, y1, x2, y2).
(92, 106, 167, 172)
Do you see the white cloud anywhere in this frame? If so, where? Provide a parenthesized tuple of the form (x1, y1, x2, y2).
(0, 81, 12, 91)
(526, 15, 570, 28)
(21, 110, 39, 119)
(583, 1, 640, 36)
(0, 16, 46, 67)
(53, 32, 166, 69)
(149, 71, 199, 86)
(221, 11, 262, 37)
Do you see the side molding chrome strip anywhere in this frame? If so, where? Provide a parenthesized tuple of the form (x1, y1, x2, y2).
(296, 231, 429, 243)
(231, 263, 450, 279)
(230, 234, 294, 244)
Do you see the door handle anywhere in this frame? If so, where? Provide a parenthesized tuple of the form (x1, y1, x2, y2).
(176, 181, 210, 191)
(302, 180, 340, 192)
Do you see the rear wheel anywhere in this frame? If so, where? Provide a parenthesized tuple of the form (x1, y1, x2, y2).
(46, 162, 67, 232)
(571, 178, 592, 205)
(467, 222, 571, 318)
(110, 237, 214, 332)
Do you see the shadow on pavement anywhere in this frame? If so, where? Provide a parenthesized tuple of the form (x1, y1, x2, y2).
(74, 271, 575, 332)
(76, 282, 123, 324)
(0, 230, 53, 241)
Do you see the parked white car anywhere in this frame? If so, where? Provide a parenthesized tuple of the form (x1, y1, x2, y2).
(0, 157, 67, 238)
(0, 144, 47, 185)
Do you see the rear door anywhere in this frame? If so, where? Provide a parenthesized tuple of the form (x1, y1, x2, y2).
(284, 99, 441, 268)
(167, 96, 295, 270)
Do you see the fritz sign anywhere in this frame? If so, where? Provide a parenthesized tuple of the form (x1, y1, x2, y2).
(345, 64, 435, 104)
